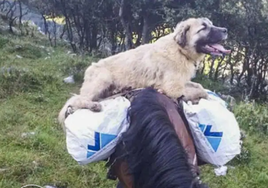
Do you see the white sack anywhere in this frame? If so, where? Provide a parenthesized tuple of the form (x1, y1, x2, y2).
(64, 96, 130, 165)
(183, 90, 241, 166)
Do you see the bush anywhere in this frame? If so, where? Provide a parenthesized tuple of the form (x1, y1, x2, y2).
(193, 73, 228, 93)
(234, 102, 268, 135)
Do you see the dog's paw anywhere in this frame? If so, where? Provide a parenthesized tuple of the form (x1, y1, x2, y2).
(186, 81, 204, 89)
(88, 102, 102, 112)
(65, 105, 75, 118)
(72, 100, 102, 113)
(64, 95, 103, 116)
(182, 86, 208, 104)
(182, 97, 201, 105)
(157, 89, 165, 94)
(200, 90, 209, 99)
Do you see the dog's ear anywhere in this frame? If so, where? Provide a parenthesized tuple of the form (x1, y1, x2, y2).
(174, 23, 190, 48)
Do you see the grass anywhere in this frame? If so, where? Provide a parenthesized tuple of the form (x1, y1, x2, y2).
(0, 32, 115, 188)
(0, 29, 268, 188)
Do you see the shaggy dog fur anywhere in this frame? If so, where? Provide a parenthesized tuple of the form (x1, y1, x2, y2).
(58, 17, 230, 126)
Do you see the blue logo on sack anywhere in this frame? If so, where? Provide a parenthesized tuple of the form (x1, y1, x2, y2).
(198, 124, 223, 152)
(87, 132, 117, 158)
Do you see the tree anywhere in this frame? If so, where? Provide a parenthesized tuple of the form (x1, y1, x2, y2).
(10, 0, 268, 100)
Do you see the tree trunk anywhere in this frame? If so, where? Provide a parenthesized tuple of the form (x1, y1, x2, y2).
(141, 16, 150, 44)
(208, 58, 215, 79)
(214, 58, 224, 81)
(90, 23, 98, 51)
(119, 0, 132, 50)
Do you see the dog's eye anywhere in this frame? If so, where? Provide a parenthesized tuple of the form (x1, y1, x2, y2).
(197, 23, 207, 33)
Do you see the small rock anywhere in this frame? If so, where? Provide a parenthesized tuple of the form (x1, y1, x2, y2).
(15, 45, 22, 50)
(69, 53, 77, 57)
(0, 67, 11, 73)
(16, 55, 23, 59)
(64, 75, 75, 84)
(43, 183, 68, 188)
(44, 186, 57, 188)
(21, 132, 35, 138)
(214, 166, 228, 176)
(0, 168, 8, 173)
(240, 129, 247, 140)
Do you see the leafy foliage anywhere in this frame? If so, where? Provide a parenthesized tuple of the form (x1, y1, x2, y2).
(3, 0, 268, 100)
(234, 102, 268, 135)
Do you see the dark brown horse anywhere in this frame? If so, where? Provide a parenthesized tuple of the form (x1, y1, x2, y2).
(106, 87, 208, 188)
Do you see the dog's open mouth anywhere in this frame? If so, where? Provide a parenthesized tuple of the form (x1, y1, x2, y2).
(200, 43, 231, 56)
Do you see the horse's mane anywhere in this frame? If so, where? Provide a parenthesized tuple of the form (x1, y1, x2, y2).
(118, 87, 208, 188)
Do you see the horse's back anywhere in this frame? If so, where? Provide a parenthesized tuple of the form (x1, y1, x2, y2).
(147, 88, 199, 172)
(106, 87, 200, 187)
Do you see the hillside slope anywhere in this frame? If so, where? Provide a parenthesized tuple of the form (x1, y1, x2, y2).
(0, 31, 116, 188)
(0, 29, 268, 188)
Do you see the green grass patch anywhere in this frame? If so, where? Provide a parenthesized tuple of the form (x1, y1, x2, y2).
(0, 36, 9, 49)
(0, 22, 268, 188)
(200, 134, 268, 188)
(6, 44, 44, 59)
(0, 66, 62, 98)
(0, 29, 117, 188)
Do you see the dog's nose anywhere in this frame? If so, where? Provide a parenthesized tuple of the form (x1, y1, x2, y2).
(222, 28, 227, 33)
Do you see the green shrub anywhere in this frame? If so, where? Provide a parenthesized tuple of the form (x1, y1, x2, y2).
(233, 143, 251, 164)
(234, 102, 268, 135)
(193, 73, 228, 92)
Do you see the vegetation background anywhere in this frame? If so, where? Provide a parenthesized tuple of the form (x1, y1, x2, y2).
(0, 0, 268, 188)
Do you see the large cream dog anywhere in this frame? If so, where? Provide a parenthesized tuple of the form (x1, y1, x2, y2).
(58, 17, 231, 125)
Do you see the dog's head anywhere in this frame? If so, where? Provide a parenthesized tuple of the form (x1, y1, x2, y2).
(174, 17, 231, 57)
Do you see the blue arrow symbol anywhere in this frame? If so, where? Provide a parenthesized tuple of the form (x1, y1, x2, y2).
(206, 137, 222, 152)
(87, 132, 117, 158)
(100, 133, 117, 148)
(198, 124, 223, 152)
(204, 125, 223, 137)
(87, 132, 100, 151)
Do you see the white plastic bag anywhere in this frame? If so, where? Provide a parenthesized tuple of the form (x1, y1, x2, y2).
(64, 96, 131, 165)
(183, 90, 241, 166)
(204, 89, 228, 108)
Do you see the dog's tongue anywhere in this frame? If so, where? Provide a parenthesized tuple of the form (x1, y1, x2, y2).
(209, 44, 231, 54)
